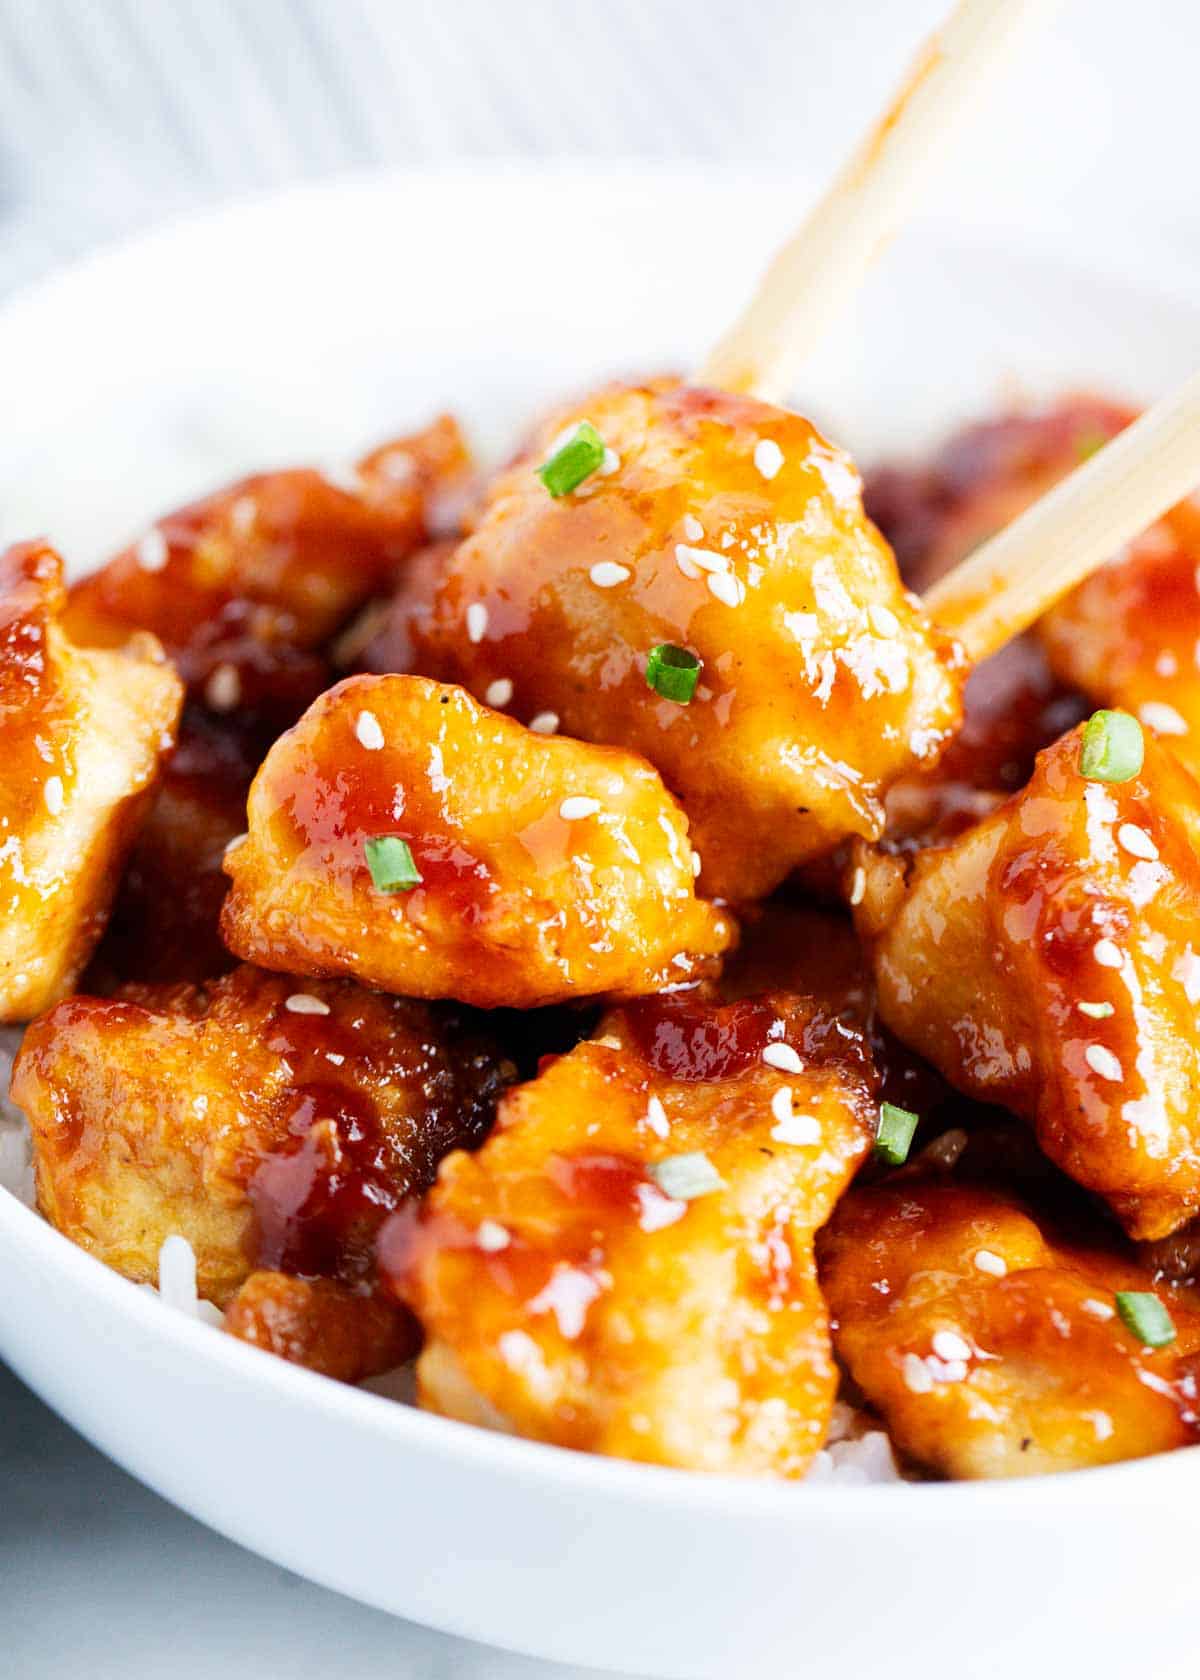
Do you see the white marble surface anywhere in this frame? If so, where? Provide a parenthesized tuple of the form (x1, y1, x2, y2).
(3, 1, 1200, 1674)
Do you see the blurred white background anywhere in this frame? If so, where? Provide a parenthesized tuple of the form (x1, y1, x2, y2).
(2, 2, 1197, 1676)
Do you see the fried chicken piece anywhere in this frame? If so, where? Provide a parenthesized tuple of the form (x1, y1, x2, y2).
(224, 1271, 416, 1383)
(221, 673, 733, 1009)
(820, 1168, 1200, 1478)
(64, 416, 472, 702)
(868, 723, 1200, 1240)
(383, 992, 875, 1474)
(0, 541, 182, 1021)
(11, 965, 509, 1305)
(398, 382, 963, 902)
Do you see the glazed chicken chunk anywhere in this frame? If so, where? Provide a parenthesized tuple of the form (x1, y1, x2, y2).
(11, 964, 509, 1308)
(0, 540, 182, 1021)
(221, 674, 733, 1009)
(866, 721, 1200, 1240)
(223, 1271, 417, 1384)
(398, 382, 963, 901)
(820, 1166, 1200, 1478)
(384, 991, 875, 1475)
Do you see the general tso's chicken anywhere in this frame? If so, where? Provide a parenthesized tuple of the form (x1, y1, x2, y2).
(383, 991, 876, 1474)
(865, 719, 1200, 1241)
(224, 1271, 416, 1384)
(221, 673, 734, 1009)
(65, 416, 472, 709)
(0, 541, 183, 1021)
(11, 964, 510, 1306)
(820, 1165, 1200, 1478)
(393, 382, 963, 902)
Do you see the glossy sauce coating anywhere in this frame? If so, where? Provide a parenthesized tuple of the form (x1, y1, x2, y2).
(870, 725, 1200, 1240)
(223, 1271, 417, 1384)
(383, 992, 875, 1474)
(221, 673, 733, 1008)
(12, 964, 509, 1303)
(820, 1166, 1200, 1477)
(399, 382, 963, 901)
(0, 540, 182, 1020)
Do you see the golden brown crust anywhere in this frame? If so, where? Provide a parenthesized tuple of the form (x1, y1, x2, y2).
(403, 383, 963, 901)
(385, 992, 875, 1474)
(820, 1169, 1200, 1478)
(0, 540, 183, 1021)
(12, 964, 509, 1304)
(220, 673, 734, 1009)
(870, 725, 1200, 1240)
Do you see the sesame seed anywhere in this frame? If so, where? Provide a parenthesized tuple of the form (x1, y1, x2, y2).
(559, 796, 601, 821)
(762, 1043, 803, 1074)
(707, 571, 745, 608)
(325, 1051, 345, 1066)
(848, 865, 866, 906)
(355, 710, 384, 750)
(135, 529, 168, 572)
(589, 561, 631, 589)
(974, 1250, 1007, 1277)
(1082, 1299, 1115, 1321)
(675, 543, 729, 574)
(931, 1329, 972, 1363)
(691, 851, 702, 878)
(1078, 1000, 1114, 1020)
(285, 993, 330, 1016)
(1139, 700, 1188, 736)
(769, 1086, 794, 1125)
(1094, 938, 1123, 969)
(1085, 1043, 1123, 1082)
(205, 662, 241, 712)
(1117, 822, 1158, 861)
(902, 1353, 934, 1394)
(868, 603, 901, 637)
(466, 603, 489, 644)
(485, 678, 514, 708)
(476, 1219, 511, 1253)
(529, 711, 560, 735)
(223, 832, 247, 858)
(771, 1112, 821, 1146)
(43, 775, 64, 816)
(682, 514, 705, 542)
(644, 1096, 670, 1138)
(754, 438, 784, 481)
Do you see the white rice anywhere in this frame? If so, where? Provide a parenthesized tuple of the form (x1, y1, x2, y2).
(804, 1400, 903, 1485)
(140, 1235, 224, 1327)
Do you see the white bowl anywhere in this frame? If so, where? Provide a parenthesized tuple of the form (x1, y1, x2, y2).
(4, 168, 1200, 1680)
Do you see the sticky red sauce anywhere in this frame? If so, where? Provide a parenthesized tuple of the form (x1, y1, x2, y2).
(622, 994, 780, 1082)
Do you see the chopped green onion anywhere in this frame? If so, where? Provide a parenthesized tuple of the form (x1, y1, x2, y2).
(1079, 710, 1143, 783)
(1115, 1291, 1176, 1348)
(646, 643, 701, 704)
(364, 835, 423, 892)
(875, 1102, 919, 1167)
(648, 1151, 725, 1201)
(1078, 1001, 1115, 1020)
(537, 421, 606, 498)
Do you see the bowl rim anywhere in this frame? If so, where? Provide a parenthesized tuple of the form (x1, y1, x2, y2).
(3, 160, 1199, 1522)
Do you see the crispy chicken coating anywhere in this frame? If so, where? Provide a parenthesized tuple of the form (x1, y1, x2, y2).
(383, 991, 875, 1474)
(11, 965, 509, 1305)
(820, 1166, 1200, 1478)
(398, 383, 963, 901)
(868, 724, 1200, 1240)
(64, 416, 472, 705)
(0, 541, 182, 1021)
(221, 673, 733, 1009)
(224, 1271, 417, 1383)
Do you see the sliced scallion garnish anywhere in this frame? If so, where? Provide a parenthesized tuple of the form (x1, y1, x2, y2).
(364, 835, 423, 893)
(874, 1102, 919, 1167)
(1114, 1291, 1176, 1348)
(1079, 710, 1144, 783)
(645, 643, 701, 704)
(537, 421, 606, 498)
